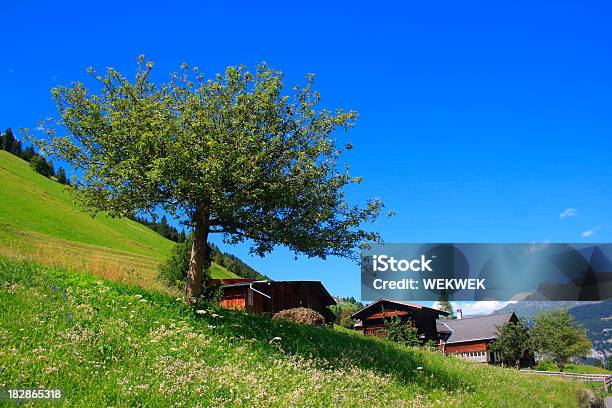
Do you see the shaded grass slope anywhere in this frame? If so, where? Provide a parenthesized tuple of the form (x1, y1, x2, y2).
(0, 257, 581, 407)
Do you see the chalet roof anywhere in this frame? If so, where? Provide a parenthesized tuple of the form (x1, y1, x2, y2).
(436, 312, 517, 344)
(220, 280, 266, 288)
(350, 298, 448, 320)
(221, 280, 336, 306)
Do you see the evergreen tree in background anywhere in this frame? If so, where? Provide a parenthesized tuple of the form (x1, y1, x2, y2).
(21, 146, 36, 162)
(129, 214, 184, 243)
(209, 242, 269, 280)
(46, 159, 55, 177)
(1, 128, 12, 151)
(56, 167, 68, 185)
(2, 128, 19, 155)
(155, 215, 179, 242)
(30, 155, 51, 177)
(434, 290, 456, 320)
(0, 129, 65, 184)
(13, 140, 22, 157)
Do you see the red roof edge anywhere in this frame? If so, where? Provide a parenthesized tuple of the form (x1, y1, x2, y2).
(350, 298, 449, 319)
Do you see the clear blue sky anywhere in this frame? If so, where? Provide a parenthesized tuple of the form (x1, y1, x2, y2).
(2, 1, 611, 308)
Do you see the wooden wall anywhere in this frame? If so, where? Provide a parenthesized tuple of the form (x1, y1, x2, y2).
(443, 340, 489, 354)
(220, 293, 246, 310)
(219, 282, 336, 323)
(360, 310, 440, 342)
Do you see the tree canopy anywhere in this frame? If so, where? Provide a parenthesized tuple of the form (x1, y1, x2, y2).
(489, 321, 532, 368)
(25, 56, 384, 300)
(384, 316, 420, 347)
(530, 309, 592, 372)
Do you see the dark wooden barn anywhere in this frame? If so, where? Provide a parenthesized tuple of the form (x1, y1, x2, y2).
(350, 298, 448, 342)
(216, 279, 337, 323)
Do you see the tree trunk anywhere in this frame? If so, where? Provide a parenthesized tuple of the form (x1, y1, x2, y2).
(556, 358, 565, 372)
(185, 210, 210, 303)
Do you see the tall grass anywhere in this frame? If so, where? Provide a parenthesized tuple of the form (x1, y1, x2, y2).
(0, 227, 175, 294)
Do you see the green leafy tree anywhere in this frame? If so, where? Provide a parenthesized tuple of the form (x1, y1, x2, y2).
(25, 56, 383, 301)
(384, 316, 420, 346)
(530, 309, 592, 372)
(489, 321, 532, 368)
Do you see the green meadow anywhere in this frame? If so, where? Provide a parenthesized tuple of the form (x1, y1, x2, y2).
(0, 257, 583, 407)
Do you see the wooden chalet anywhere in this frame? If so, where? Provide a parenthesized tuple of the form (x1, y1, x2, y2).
(437, 312, 521, 364)
(350, 298, 448, 342)
(215, 279, 337, 323)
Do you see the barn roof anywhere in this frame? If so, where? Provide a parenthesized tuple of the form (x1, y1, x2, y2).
(436, 312, 518, 344)
(221, 280, 336, 306)
(350, 298, 448, 320)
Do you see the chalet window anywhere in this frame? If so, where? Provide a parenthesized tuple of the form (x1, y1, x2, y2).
(247, 288, 253, 306)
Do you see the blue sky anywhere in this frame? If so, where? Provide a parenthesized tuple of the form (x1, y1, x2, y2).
(2, 1, 611, 312)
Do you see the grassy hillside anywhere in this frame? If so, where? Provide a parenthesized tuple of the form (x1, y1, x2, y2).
(0, 257, 585, 407)
(0, 150, 237, 292)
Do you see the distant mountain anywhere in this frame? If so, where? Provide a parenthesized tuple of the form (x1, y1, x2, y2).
(494, 301, 600, 321)
(493, 300, 612, 359)
(569, 301, 612, 360)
